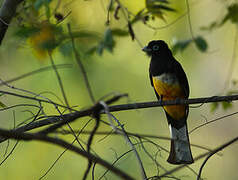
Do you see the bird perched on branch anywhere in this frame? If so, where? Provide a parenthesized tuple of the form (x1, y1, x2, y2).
(142, 40, 193, 164)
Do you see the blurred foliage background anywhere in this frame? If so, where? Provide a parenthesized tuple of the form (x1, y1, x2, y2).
(0, 0, 238, 179)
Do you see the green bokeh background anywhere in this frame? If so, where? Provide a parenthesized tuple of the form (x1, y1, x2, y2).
(0, 0, 238, 179)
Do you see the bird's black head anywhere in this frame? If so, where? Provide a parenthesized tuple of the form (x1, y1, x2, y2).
(142, 40, 169, 57)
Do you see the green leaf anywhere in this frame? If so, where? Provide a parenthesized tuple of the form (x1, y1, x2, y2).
(150, 4, 176, 12)
(108, 0, 115, 11)
(218, 3, 238, 27)
(34, 0, 52, 10)
(194, 36, 208, 52)
(14, 26, 40, 38)
(103, 28, 113, 44)
(45, 3, 51, 19)
(172, 39, 192, 54)
(200, 21, 218, 31)
(40, 40, 58, 51)
(97, 43, 104, 55)
(86, 46, 97, 55)
(146, 0, 175, 21)
(103, 28, 115, 52)
(146, 0, 169, 6)
(70, 31, 100, 39)
(111, 29, 129, 36)
(87, 28, 115, 56)
(130, 9, 146, 25)
(223, 4, 238, 25)
(58, 41, 73, 57)
(222, 101, 232, 110)
(201, 3, 238, 31)
(154, 0, 169, 4)
(210, 102, 219, 112)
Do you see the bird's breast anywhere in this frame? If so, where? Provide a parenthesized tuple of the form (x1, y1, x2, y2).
(152, 73, 183, 97)
(152, 73, 186, 120)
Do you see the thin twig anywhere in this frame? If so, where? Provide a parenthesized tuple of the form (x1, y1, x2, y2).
(0, 64, 72, 87)
(0, 128, 134, 180)
(38, 94, 126, 135)
(67, 23, 95, 103)
(0, 141, 19, 166)
(223, 28, 238, 92)
(145, 12, 187, 30)
(55, 129, 222, 154)
(197, 136, 238, 180)
(48, 52, 85, 150)
(100, 101, 147, 180)
(159, 136, 238, 178)
(1, 94, 238, 143)
(189, 111, 238, 134)
(39, 119, 92, 180)
(48, 52, 70, 108)
(99, 149, 134, 180)
(83, 110, 101, 180)
(185, 0, 195, 40)
(110, 114, 147, 180)
(0, 90, 75, 110)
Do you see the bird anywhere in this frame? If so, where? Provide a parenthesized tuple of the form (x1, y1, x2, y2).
(142, 40, 193, 164)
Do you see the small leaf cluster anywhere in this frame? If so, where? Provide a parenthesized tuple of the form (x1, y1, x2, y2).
(201, 3, 238, 31)
(172, 36, 208, 54)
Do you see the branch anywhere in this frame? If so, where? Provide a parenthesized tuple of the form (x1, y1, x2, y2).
(108, 94, 238, 112)
(0, 64, 72, 87)
(83, 107, 101, 180)
(0, 90, 75, 110)
(1, 94, 238, 143)
(158, 136, 238, 178)
(67, 23, 95, 103)
(0, 128, 134, 180)
(38, 94, 127, 135)
(0, 0, 23, 44)
(197, 136, 238, 180)
(54, 129, 221, 154)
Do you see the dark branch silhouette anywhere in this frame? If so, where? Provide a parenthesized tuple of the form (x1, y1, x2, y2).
(0, 0, 24, 44)
(0, 128, 134, 180)
(197, 136, 238, 180)
(0, 94, 238, 143)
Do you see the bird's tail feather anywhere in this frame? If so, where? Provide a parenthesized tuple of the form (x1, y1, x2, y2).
(167, 124, 193, 164)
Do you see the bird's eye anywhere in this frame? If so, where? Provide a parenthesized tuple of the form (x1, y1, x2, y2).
(153, 45, 159, 51)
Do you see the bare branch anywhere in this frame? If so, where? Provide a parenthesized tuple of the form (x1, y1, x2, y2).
(0, 128, 134, 180)
(159, 136, 238, 178)
(0, 0, 23, 44)
(2, 92, 238, 123)
(67, 23, 95, 103)
(0, 64, 72, 87)
(185, 0, 195, 40)
(0, 90, 75, 110)
(197, 136, 238, 180)
(107, 95, 238, 112)
(39, 119, 92, 180)
(83, 109, 101, 180)
(1, 94, 238, 143)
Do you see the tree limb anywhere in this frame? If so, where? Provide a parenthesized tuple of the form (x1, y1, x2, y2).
(0, 0, 23, 44)
(1, 94, 238, 143)
(0, 128, 134, 180)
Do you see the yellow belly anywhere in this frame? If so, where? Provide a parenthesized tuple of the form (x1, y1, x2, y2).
(153, 77, 186, 120)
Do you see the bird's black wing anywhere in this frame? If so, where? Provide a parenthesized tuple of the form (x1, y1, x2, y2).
(172, 59, 190, 98)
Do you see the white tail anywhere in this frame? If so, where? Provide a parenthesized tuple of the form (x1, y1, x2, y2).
(167, 124, 193, 164)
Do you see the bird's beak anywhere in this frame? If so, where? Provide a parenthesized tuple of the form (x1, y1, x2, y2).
(142, 46, 152, 52)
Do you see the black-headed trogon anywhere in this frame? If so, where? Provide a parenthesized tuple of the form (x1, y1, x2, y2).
(142, 40, 193, 164)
